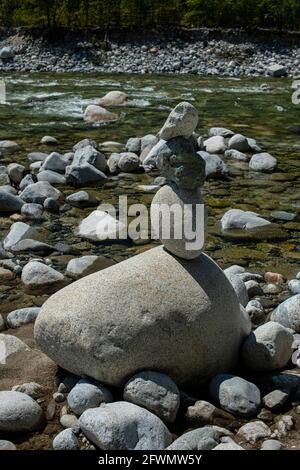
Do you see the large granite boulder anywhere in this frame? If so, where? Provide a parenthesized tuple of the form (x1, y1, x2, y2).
(35, 246, 250, 388)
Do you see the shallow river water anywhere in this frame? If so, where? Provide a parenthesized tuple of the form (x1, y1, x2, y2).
(0, 73, 299, 298)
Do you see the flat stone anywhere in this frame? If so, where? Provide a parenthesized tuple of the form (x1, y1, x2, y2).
(20, 182, 61, 205)
(3, 222, 37, 251)
(221, 209, 271, 231)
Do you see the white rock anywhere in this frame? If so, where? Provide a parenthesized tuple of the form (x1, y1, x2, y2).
(7, 163, 25, 184)
(66, 255, 115, 279)
(204, 136, 227, 154)
(249, 153, 277, 172)
(77, 210, 126, 242)
(97, 91, 128, 107)
(221, 209, 271, 230)
(6, 308, 41, 329)
(83, 105, 117, 123)
(53, 429, 79, 450)
(0, 334, 30, 362)
(3, 222, 36, 250)
(21, 261, 65, 293)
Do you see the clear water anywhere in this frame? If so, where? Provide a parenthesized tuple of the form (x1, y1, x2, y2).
(0, 73, 299, 278)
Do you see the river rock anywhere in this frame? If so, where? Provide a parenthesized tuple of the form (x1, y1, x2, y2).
(237, 421, 271, 444)
(199, 152, 228, 179)
(6, 308, 41, 329)
(208, 127, 234, 138)
(41, 152, 70, 173)
(261, 439, 282, 450)
(66, 191, 98, 208)
(126, 137, 141, 154)
(267, 64, 287, 77)
(225, 149, 248, 161)
(0, 391, 44, 432)
(158, 102, 198, 140)
(27, 152, 48, 163)
(12, 382, 47, 400)
(271, 295, 300, 333)
(204, 136, 227, 154)
(10, 239, 54, 255)
(228, 134, 251, 152)
(79, 402, 171, 450)
(37, 170, 66, 185)
(288, 280, 300, 295)
(0, 190, 24, 213)
(21, 261, 66, 294)
(118, 153, 140, 172)
(72, 145, 107, 172)
(60, 414, 79, 429)
(21, 203, 43, 220)
(66, 255, 115, 279)
(0, 141, 19, 154)
(263, 390, 289, 411)
(53, 429, 79, 450)
(83, 105, 117, 123)
(73, 138, 97, 152)
(151, 183, 205, 260)
(242, 322, 293, 371)
(97, 91, 128, 107)
(77, 210, 126, 242)
(43, 197, 60, 213)
(3, 222, 36, 250)
(34, 246, 250, 387)
(7, 163, 25, 184)
(66, 163, 107, 187)
(0, 315, 5, 332)
(249, 153, 277, 172)
(245, 280, 264, 298)
(19, 174, 37, 191)
(221, 209, 271, 230)
(67, 379, 113, 416)
(167, 427, 219, 450)
(209, 374, 261, 418)
(40, 136, 58, 145)
(20, 181, 61, 204)
(0, 47, 14, 59)
(0, 334, 30, 363)
(0, 440, 16, 450)
(123, 371, 180, 423)
(224, 273, 249, 307)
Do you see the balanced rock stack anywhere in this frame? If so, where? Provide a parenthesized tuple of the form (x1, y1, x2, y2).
(34, 103, 251, 388)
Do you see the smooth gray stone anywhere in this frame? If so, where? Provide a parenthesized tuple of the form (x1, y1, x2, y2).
(261, 439, 282, 450)
(73, 139, 97, 152)
(21, 203, 43, 220)
(0, 391, 44, 432)
(228, 134, 251, 152)
(118, 152, 139, 172)
(158, 102, 198, 140)
(0, 190, 24, 213)
(249, 153, 277, 173)
(67, 379, 113, 416)
(208, 127, 234, 138)
(27, 152, 48, 163)
(209, 374, 261, 418)
(41, 152, 70, 173)
(199, 151, 228, 179)
(21, 261, 65, 293)
(66, 163, 107, 187)
(72, 145, 107, 172)
(221, 209, 271, 230)
(288, 280, 300, 295)
(53, 429, 79, 450)
(19, 174, 37, 191)
(6, 307, 41, 328)
(167, 427, 219, 450)
(37, 170, 66, 185)
(3, 222, 36, 250)
(263, 390, 289, 411)
(66, 191, 98, 208)
(20, 181, 61, 204)
(79, 402, 172, 450)
(35, 247, 250, 388)
(10, 239, 54, 255)
(242, 322, 293, 371)
(225, 273, 249, 307)
(0, 440, 17, 450)
(271, 295, 300, 333)
(124, 371, 180, 423)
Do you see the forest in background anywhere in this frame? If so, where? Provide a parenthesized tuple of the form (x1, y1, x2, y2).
(0, 1, 299, 31)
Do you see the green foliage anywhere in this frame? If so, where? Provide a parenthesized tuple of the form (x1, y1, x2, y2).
(0, 0, 299, 30)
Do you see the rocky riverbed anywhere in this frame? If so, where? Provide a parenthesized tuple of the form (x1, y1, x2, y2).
(0, 28, 299, 77)
(0, 88, 300, 451)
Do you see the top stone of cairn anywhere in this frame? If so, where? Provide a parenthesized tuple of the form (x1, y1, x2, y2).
(158, 102, 199, 141)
